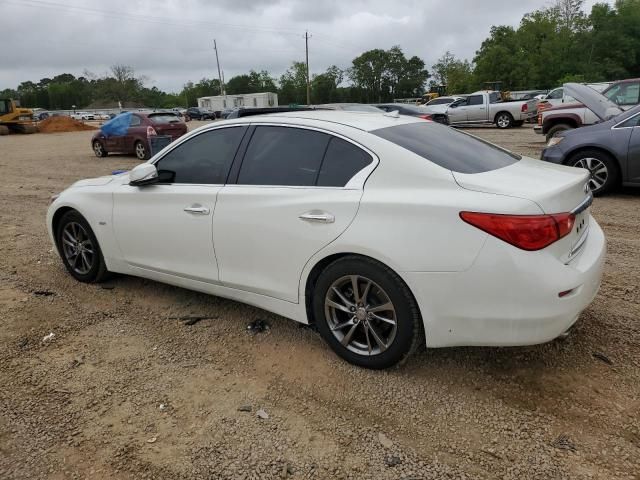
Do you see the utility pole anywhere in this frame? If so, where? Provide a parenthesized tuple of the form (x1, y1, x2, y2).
(214, 39, 224, 95)
(305, 31, 311, 105)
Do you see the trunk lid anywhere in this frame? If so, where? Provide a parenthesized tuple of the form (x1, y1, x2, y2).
(453, 157, 592, 262)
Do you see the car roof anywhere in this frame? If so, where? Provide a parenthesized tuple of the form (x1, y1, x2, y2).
(202, 109, 422, 132)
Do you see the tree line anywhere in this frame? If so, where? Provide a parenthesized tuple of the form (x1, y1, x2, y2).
(2, 0, 638, 110)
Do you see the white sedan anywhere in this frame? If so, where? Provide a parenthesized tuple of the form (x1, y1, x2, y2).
(47, 111, 606, 369)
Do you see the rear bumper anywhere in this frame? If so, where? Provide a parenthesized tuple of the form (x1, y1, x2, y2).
(403, 216, 606, 348)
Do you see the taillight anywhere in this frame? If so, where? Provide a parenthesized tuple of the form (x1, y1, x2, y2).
(460, 212, 576, 251)
(418, 114, 432, 121)
(147, 126, 157, 137)
(521, 103, 528, 113)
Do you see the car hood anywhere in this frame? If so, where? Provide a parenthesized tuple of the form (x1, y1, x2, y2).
(70, 176, 115, 188)
(563, 83, 623, 121)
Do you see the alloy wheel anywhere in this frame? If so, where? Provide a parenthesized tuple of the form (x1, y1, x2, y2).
(93, 142, 103, 156)
(135, 142, 146, 159)
(497, 114, 510, 128)
(61, 222, 95, 275)
(324, 275, 397, 356)
(574, 157, 608, 192)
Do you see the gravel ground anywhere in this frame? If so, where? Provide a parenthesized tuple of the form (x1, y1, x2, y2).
(1, 122, 639, 480)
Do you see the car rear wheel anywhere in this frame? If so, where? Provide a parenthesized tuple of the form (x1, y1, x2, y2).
(313, 256, 423, 369)
(495, 112, 514, 129)
(93, 140, 108, 157)
(134, 140, 149, 160)
(567, 149, 619, 196)
(56, 210, 109, 283)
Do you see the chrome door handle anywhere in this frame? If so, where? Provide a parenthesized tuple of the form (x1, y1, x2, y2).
(184, 205, 210, 215)
(299, 211, 335, 223)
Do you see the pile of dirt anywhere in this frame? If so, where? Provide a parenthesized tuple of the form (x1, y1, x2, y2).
(37, 116, 97, 133)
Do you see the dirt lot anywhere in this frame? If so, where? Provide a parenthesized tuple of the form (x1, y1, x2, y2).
(1, 122, 639, 480)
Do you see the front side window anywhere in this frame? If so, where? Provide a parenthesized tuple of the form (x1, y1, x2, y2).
(548, 88, 563, 100)
(237, 126, 329, 186)
(154, 126, 247, 184)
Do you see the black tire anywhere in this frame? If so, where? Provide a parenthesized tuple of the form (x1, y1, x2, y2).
(56, 210, 109, 283)
(545, 123, 572, 143)
(312, 256, 423, 369)
(495, 112, 514, 129)
(93, 140, 108, 157)
(566, 149, 619, 196)
(134, 140, 149, 160)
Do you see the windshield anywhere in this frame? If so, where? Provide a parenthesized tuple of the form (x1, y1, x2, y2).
(149, 113, 181, 124)
(371, 122, 520, 174)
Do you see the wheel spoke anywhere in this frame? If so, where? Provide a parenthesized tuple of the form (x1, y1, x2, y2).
(368, 302, 393, 313)
(72, 252, 81, 268)
(361, 280, 372, 305)
(369, 312, 396, 325)
(350, 275, 361, 304)
(63, 229, 75, 243)
(62, 237, 75, 248)
(364, 323, 372, 354)
(341, 323, 359, 347)
(367, 323, 388, 352)
(326, 298, 352, 314)
(331, 286, 354, 308)
(331, 317, 355, 331)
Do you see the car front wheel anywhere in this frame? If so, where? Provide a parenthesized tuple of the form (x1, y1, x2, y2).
(567, 149, 619, 196)
(56, 210, 109, 283)
(313, 256, 423, 369)
(93, 140, 108, 157)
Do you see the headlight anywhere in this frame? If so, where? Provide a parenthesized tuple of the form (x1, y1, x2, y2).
(547, 136, 564, 147)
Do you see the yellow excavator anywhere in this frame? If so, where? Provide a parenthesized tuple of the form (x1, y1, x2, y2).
(0, 99, 37, 134)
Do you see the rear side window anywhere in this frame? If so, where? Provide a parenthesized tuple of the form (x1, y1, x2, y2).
(237, 126, 330, 186)
(371, 122, 520, 174)
(155, 126, 246, 184)
(317, 138, 373, 187)
(130, 115, 141, 126)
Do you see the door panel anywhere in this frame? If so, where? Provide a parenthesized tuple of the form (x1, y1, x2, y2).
(628, 126, 640, 183)
(447, 104, 468, 123)
(113, 184, 221, 282)
(465, 96, 487, 122)
(213, 186, 362, 302)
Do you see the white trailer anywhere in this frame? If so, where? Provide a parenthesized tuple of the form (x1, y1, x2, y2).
(198, 92, 278, 111)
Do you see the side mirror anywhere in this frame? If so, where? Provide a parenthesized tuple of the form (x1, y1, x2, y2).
(129, 163, 158, 186)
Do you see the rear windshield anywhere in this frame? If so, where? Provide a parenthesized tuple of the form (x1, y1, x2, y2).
(371, 122, 520, 174)
(149, 113, 181, 124)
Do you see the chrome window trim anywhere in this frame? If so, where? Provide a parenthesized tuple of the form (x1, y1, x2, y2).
(612, 111, 640, 130)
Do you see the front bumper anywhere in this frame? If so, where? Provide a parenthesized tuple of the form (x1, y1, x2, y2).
(534, 124, 543, 134)
(403, 216, 606, 348)
(540, 145, 565, 164)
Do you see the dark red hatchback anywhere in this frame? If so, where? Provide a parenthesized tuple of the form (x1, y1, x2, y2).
(91, 112, 188, 160)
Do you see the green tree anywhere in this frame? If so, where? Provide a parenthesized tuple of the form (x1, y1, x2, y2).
(279, 62, 308, 105)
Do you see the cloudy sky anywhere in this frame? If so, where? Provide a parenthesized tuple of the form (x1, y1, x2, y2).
(2, 0, 612, 93)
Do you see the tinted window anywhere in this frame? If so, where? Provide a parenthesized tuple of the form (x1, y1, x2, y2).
(428, 97, 453, 105)
(130, 115, 141, 126)
(488, 92, 501, 103)
(155, 126, 246, 184)
(618, 113, 640, 128)
(317, 138, 373, 187)
(371, 122, 520, 174)
(237, 126, 329, 186)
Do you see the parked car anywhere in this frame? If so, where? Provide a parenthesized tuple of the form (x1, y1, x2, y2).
(442, 91, 537, 128)
(91, 112, 187, 160)
(375, 103, 432, 120)
(71, 111, 95, 121)
(94, 112, 111, 120)
(541, 83, 640, 196)
(317, 103, 383, 113)
(186, 107, 215, 120)
(49, 110, 604, 369)
(33, 111, 50, 121)
(535, 78, 640, 140)
(224, 106, 316, 119)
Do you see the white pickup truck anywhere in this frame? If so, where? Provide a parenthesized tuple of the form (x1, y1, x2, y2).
(443, 91, 537, 129)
